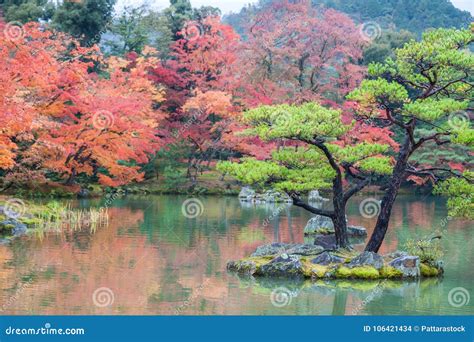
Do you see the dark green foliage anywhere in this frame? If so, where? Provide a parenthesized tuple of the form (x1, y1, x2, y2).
(311, 0, 472, 36)
(164, 0, 193, 40)
(363, 29, 415, 64)
(225, 0, 473, 38)
(52, 0, 116, 45)
(1, 0, 55, 23)
(103, 5, 150, 55)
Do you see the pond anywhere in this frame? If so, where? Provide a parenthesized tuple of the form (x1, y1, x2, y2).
(0, 194, 472, 315)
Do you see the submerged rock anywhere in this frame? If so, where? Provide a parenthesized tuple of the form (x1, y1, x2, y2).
(259, 254, 304, 278)
(311, 252, 345, 265)
(348, 251, 384, 270)
(389, 256, 420, 278)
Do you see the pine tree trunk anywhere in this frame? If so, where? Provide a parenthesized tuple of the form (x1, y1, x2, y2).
(365, 136, 412, 252)
(333, 175, 349, 248)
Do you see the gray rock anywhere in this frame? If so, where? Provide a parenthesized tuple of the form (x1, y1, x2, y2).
(227, 260, 258, 275)
(313, 234, 338, 250)
(286, 244, 325, 256)
(389, 256, 420, 278)
(311, 252, 345, 265)
(304, 216, 358, 236)
(304, 216, 334, 235)
(347, 226, 368, 237)
(348, 251, 384, 270)
(384, 251, 409, 260)
(259, 254, 304, 277)
(308, 190, 329, 203)
(1, 219, 27, 236)
(251, 243, 296, 257)
(0, 238, 11, 245)
(239, 187, 256, 201)
(77, 188, 90, 198)
(263, 190, 293, 203)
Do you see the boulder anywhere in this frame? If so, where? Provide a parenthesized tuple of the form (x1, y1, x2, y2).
(384, 251, 409, 260)
(0, 219, 27, 236)
(259, 254, 304, 277)
(239, 187, 255, 201)
(389, 256, 420, 278)
(313, 234, 338, 250)
(304, 216, 334, 235)
(304, 216, 360, 236)
(227, 260, 258, 275)
(308, 190, 329, 203)
(347, 251, 384, 270)
(311, 252, 345, 265)
(0, 238, 11, 245)
(263, 190, 292, 203)
(251, 243, 296, 257)
(347, 226, 368, 237)
(286, 244, 325, 256)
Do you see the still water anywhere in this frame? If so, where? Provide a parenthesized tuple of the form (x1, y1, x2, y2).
(0, 195, 472, 315)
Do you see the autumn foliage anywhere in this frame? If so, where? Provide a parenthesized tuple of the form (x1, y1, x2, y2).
(0, 22, 164, 188)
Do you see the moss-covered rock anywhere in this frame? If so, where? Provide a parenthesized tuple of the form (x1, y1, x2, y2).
(420, 263, 439, 277)
(380, 266, 404, 279)
(227, 247, 443, 280)
(335, 265, 380, 279)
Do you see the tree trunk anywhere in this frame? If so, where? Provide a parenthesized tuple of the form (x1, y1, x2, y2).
(365, 135, 412, 252)
(333, 176, 349, 248)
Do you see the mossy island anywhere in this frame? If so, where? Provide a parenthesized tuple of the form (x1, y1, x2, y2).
(227, 242, 443, 280)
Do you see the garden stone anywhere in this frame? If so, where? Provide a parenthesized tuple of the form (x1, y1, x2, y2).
(313, 234, 337, 250)
(311, 252, 345, 265)
(308, 190, 329, 203)
(348, 251, 384, 270)
(239, 187, 255, 201)
(259, 254, 303, 277)
(304, 215, 334, 234)
(1, 219, 27, 236)
(227, 260, 258, 275)
(286, 244, 325, 256)
(389, 256, 420, 278)
(384, 251, 409, 260)
(251, 243, 296, 257)
(347, 226, 368, 237)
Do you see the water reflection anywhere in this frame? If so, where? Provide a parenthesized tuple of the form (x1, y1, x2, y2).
(0, 195, 472, 315)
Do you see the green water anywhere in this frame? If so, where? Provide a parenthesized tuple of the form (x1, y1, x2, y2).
(0, 194, 472, 315)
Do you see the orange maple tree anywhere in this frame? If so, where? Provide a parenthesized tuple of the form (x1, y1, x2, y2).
(0, 22, 165, 188)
